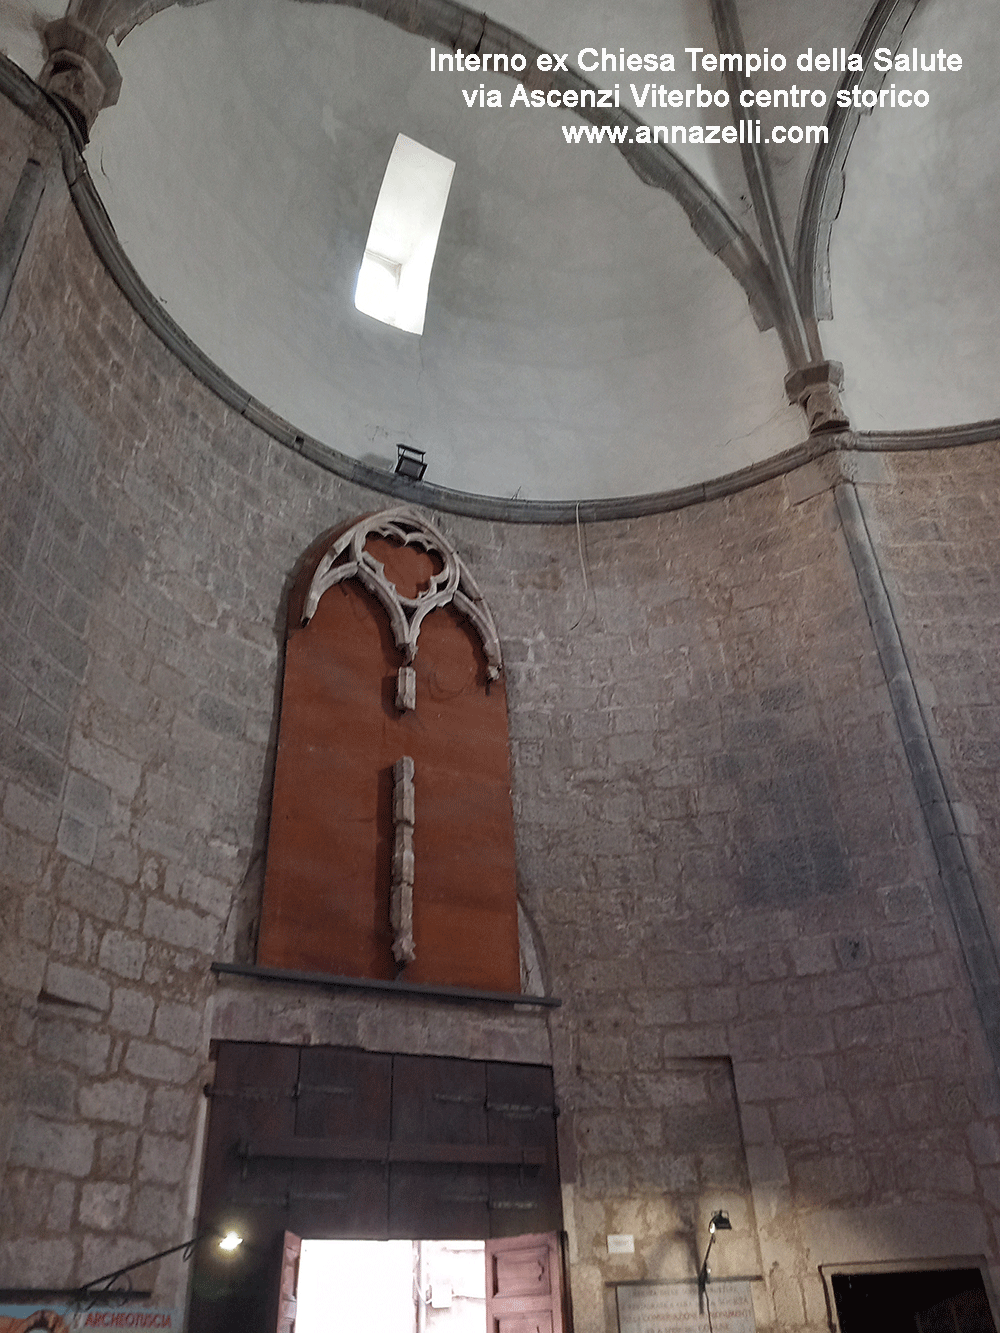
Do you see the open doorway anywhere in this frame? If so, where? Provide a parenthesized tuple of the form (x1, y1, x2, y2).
(295, 1240, 486, 1333)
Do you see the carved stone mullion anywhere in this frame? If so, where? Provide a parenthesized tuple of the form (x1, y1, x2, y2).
(391, 756, 416, 965)
(355, 561, 412, 655)
(396, 667, 416, 712)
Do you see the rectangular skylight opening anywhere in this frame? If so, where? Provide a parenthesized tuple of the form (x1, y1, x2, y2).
(354, 133, 456, 336)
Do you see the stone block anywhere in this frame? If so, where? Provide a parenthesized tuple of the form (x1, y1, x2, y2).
(138, 1131, 189, 1184)
(735, 1056, 826, 1104)
(0, 718, 64, 795)
(99, 929, 147, 980)
(79, 1077, 147, 1125)
(20, 1069, 76, 1116)
(43, 960, 110, 1012)
(35, 1015, 111, 1074)
(52, 906, 79, 954)
(0, 660, 27, 722)
(811, 971, 875, 1011)
(149, 1085, 194, 1136)
(50, 1178, 76, 1232)
(3, 780, 60, 841)
(789, 936, 836, 976)
(124, 1039, 197, 1085)
(196, 691, 245, 740)
(0, 932, 46, 996)
(109, 987, 155, 1036)
(879, 882, 934, 922)
(79, 1180, 131, 1230)
(9, 1112, 95, 1176)
(968, 1122, 1000, 1166)
(143, 897, 220, 956)
(58, 863, 123, 922)
(180, 870, 233, 919)
(0, 821, 48, 885)
(64, 768, 111, 823)
(67, 732, 142, 799)
(779, 1014, 835, 1056)
(20, 691, 69, 754)
(738, 1104, 774, 1145)
(154, 1000, 205, 1052)
(772, 1093, 854, 1142)
(78, 1233, 152, 1285)
(791, 1152, 870, 1203)
(130, 1182, 181, 1241)
(0, 1239, 75, 1288)
(97, 1128, 138, 1179)
(21, 892, 53, 945)
(28, 602, 88, 680)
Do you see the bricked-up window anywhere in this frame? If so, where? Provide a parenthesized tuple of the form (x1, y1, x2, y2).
(256, 508, 521, 993)
(354, 134, 455, 335)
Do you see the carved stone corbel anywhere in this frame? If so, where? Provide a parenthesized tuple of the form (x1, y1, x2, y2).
(785, 360, 850, 434)
(40, 17, 122, 140)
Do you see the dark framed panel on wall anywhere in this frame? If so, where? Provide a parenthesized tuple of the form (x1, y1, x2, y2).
(820, 1259, 1000, 1333)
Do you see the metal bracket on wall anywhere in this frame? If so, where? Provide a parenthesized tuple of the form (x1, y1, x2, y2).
(236, 1137, 546, 1167)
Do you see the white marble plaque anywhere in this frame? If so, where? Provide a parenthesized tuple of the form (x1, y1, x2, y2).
(617, 1281, 756, 1333)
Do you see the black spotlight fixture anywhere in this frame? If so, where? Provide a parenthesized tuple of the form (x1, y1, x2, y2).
(395, 444, 427, 480)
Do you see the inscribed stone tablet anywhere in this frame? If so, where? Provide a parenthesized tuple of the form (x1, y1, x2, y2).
(616, 1281, 756, 1333)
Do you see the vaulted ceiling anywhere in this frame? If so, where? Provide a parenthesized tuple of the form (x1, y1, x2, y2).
(2, 0, 997, 501)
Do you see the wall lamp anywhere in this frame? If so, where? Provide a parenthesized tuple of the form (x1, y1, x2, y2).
(75, 1230, 243, 1307)
(697, 1210, 732, 1295)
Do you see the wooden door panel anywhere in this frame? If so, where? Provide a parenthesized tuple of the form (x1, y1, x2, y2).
(296, 1047, 392, 1138)
(272, 1231, 301, 1333)
(487, 1064, 560, 1237)
(199, 1043, 298, 1236)
(391, 1054, 489, 1237)
(493, 1247, 555, 1300)
(191, 1045, 300, 1333)
(293, 1047, 392, 1237)
(486, 1234, 564, 1333)
(390, 1160, 491, 1239)
(492, 1315, 555, 1333)
(392, 1054, 488, 1143)
(289, 1158, 389, 1239)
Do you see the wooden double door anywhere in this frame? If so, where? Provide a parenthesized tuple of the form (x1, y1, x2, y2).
(189, 1043, 565, 1333)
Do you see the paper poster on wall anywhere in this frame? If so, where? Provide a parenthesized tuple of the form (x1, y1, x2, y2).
(0, 1305, 182, 1330)
(616, 1280, 756, 1333)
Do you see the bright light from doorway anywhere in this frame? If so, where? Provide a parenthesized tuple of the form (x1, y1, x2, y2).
(296, 1239, 485, 1333)
(354, 134, 456, 335)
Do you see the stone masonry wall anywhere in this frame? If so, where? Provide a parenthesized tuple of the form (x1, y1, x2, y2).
(450, 480, 1000, 1330)
(0, 91, 390, 1300)
(865, 444, 1000, 940)
(3, 88, 1000, 1331)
